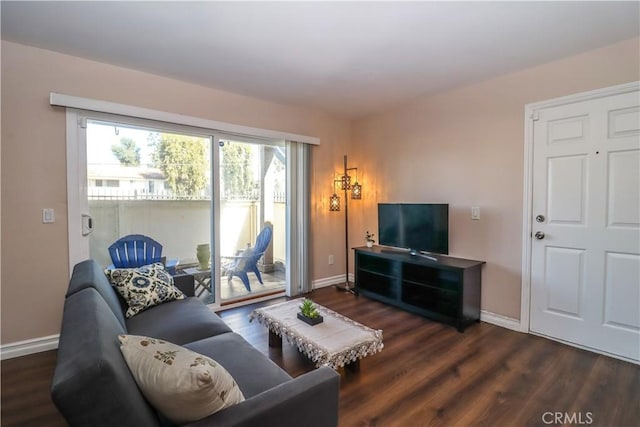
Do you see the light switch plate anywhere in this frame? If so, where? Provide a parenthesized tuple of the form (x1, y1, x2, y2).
(43, 208, 55, 223)
(471, 206, 480, 220)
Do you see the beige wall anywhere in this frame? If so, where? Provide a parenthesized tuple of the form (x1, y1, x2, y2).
(2, 37, 638, 344)
(0, 41, 351, 344)
(351, 37, 640, 319)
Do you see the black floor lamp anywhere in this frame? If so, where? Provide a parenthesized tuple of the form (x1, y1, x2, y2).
(330, 155, 362, 293)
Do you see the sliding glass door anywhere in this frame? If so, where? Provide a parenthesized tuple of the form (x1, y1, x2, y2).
(70, 112, 296, 306)
(85, 119, 215, 301)
(218, 137, 286, 301)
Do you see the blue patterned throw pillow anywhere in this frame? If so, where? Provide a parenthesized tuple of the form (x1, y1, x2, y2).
(106, 263, 185, 318)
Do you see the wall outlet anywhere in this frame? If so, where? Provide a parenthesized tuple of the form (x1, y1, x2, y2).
(471, 206, 480, 220)
(328, 254, 334, 265)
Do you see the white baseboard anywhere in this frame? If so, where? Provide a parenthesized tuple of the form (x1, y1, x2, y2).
(0, 334, 60, 360)
(312, 274, 347, 289)
(480, 310, 522, 332)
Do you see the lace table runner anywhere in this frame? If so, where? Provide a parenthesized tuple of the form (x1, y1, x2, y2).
(249, 300, 384, 369)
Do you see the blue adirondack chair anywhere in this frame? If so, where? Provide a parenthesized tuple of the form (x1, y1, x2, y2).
(223, 225, 273, 292)
(107, 234, 178, 275)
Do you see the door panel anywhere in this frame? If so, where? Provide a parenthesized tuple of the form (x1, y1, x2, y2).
(530, 88, 640, 362)
(607, 150, 639, 227)
(547, 114, 589, 144)
(544, 246, 584, 318)
(603, 252, 640, 330)
(608, 106, 639, 138)
(547, 156, 587, 225)
(218, 137, 286, 302)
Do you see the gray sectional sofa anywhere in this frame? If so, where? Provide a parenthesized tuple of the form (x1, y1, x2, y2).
(51, 260, 340, 427)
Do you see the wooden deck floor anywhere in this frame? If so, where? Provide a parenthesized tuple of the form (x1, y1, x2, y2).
(2, 286, 638, 426)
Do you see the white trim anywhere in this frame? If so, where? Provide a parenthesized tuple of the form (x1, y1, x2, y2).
(480, 310, 522, 332)
(0, 334, 60, 360)
(312, 274, 348, 289)
(50, 92, 320, 145)
(210, 135, 222, 309)
(520, 105, 534, 332)
(520, 81, 640, 334)
(66, 109, 89, 274)
(286, 142, 310, 297)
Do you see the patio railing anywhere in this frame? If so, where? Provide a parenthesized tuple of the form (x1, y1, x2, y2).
(89, 188, 287, 202)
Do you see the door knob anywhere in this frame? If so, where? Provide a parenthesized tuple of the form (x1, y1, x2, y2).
(534, 231, 545, 240)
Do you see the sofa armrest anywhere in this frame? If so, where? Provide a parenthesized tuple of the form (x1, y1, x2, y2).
(186, 367, 340, 427)
(173, 274, 195, 297)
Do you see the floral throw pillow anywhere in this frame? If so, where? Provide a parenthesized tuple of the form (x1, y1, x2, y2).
(118, 335, 245, 424)
(106, 263, 185, 318)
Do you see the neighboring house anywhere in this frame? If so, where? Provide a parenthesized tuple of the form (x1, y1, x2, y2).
(88, 164, 168, 199)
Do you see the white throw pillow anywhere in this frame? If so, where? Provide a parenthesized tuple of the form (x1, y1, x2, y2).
(106, 263, 185, 318)
(118, 334, 245, 424)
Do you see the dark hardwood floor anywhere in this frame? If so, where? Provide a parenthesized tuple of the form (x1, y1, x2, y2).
(2, 286, 639, 426)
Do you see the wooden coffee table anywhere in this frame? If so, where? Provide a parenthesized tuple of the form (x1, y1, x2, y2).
(249, 299, 383, 371)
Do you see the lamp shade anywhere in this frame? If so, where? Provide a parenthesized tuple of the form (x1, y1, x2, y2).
(340, 174, 351, 190)
(329, 193, 340, 211)
(351, 181, 362, 199)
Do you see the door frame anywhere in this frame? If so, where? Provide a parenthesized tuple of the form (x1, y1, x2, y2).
(520, 81, 640, 333)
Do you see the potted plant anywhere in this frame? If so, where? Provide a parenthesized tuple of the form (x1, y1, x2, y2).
(297, 298, 323, 325)
(365, 231, 376, 248)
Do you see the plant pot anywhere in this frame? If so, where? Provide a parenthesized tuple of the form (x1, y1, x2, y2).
(196, 243, 210, 270)
(297, 312, 323, 326)
(366, 241, 374, 248)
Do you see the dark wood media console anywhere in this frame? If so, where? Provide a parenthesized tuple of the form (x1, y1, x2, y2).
(354, 246, 485, 332)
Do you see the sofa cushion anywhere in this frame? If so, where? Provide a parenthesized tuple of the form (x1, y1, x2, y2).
(126, 297, 232, 345)
(185, 332, 292, 399)
(119, 334, 245, 424)
(106, 263, 185, 318)
(51, 288, 160, 427)
(67, 259, 127, 328)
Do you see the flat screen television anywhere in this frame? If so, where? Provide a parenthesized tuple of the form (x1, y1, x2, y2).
(378, 203, 449, 255)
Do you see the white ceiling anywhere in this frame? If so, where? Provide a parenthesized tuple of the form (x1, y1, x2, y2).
(2, 1, 639, 119)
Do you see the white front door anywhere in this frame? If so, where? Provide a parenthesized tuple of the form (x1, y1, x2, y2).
(529, 86, 640, 362)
